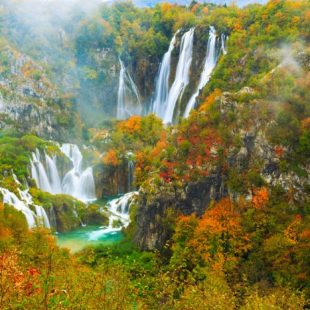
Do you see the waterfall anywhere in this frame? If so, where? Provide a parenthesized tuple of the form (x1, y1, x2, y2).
(31, 150, 52, 193)
(0, 186, 50, 228)
(221, 33, 228, 55)
(49, 205, 57, 230)
(60, 144, 96, 202)
(184, 26, 219, 117)
(152, 31, 179, 118)
(128, 160, 134, 192)
(88, 192, 137, 241)
(117, 59, 126, 119)
(34, 205, 51, 228)
(117, 59, 142, 120)
(163, 28, 195, 124)
(45, 153, 62, 194)
(31, 144, 96, 203)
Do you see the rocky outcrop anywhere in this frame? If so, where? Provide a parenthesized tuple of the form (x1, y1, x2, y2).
(0, 42, 81, 141)
(0, 96, 65, 140)
(94, 159, 135, 198)
(133, 172, 226, 250)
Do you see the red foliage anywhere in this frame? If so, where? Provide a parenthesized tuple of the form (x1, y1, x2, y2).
(274, 145, 284, 157)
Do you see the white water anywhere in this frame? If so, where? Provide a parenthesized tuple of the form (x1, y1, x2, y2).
(0, 184, 50, 229)
(88, 192, 138, 241)
(117, 59, 142, 120)
(163, 28, 195, 124)
(152, 31, 178, 118)
(184, 26, 219, 117)
(221, 33, 228, 55)
(31, 144, 96, 203)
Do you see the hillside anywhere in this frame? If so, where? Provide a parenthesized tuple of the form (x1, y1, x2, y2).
(0, 0, 309, 309)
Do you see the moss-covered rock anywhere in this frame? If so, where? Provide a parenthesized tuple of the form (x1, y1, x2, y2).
(81, 204, 109, 226)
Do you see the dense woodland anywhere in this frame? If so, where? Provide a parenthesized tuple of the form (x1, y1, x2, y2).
(0, 0, 309, 309)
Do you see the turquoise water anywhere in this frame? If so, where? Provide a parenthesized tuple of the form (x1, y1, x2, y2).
(56, 226, 123, 253)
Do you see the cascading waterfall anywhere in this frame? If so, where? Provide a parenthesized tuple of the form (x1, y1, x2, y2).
(31, 150, 52, 193)
(184, 26, 219, 117)
(60, 144, 96, 202)
(0, 185, 50, 229)
(117, 59, 142, 120)
(152, 30, 179, 118)
(31, 144, 96, 203)
(163, 28, 195, 124)
(45, 153, 62, 194)
(88, 192, 137, 241)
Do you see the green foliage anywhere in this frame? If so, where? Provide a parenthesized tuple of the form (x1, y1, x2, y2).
(0, 132, 48, 179)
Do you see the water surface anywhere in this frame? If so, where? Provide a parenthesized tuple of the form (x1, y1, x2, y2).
(56, 225, 123, 253)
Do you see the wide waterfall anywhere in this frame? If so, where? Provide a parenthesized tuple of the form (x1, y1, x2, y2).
(0, 185, 50, 228)
(163, 28, 195, 124)
(184, 26, 219, 117)
(117, 59, 142, 120)
(152, 30, 178, 118)
(31, 144, 96, 203)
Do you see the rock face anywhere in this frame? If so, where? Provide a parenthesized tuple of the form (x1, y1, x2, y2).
(94, 160, 134, 198)
(134, 173, 226, 250)
(0, 42, 80, 141)
(0, 96, 68, 140)
(133, 88, 309, 251)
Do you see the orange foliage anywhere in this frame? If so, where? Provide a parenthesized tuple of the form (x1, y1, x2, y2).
(202, 7, 209, 15)
(252, 187, 269, 209)
(102, 149, 119, 166)
(301, 117, 310, 130)
(117, 116, 142, 134)
(151, 132, 167, 157)
(176, 198, 249, 267)
(191, 4, 199, 13)
(199, 89, 221, 112)
(197, 198, 241, 237)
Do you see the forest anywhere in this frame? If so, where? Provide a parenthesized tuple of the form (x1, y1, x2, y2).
(0, 0, 309, 309)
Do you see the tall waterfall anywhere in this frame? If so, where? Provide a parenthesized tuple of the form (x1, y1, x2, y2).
(117, 59, 142, 120)
(184, 26, 219, 117)
(0, 186, 50, 229)
(30, 144, 96, 203)
(163, 28, 195, 124)
(152, 31, 178, 118)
